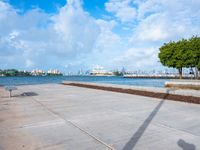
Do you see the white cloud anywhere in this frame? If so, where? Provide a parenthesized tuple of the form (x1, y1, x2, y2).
(81, 19, 125, 69)
(25, 59, 34, 68)
(111, 0, 200, 70)
(105, 0, 137, 22)
(94, 19, 120, 51)
(113, 47, 160, 70)
(1, 0, 200, 72)
(131, 0, 200, 42)
(0, 0, 101, 70)
(52, 0, 100, 56)
(130, 13, 175, 42)
(136, 0, 200, 20)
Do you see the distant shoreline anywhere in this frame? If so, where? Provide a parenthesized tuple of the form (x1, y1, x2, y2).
(0, 74, 199, 80)
(123, 75, 199, 80)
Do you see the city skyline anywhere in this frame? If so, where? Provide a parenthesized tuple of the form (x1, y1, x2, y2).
(0, 66, 192, 75)
(0, 0, 200, 72)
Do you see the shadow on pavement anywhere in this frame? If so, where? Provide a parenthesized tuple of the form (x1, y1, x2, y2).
(13, 92, 39, 97)
(20, 92, 38, 96)
(177, 139, 196, 150)
(122, 89, 175, 150)
(122, 100, 164, 150)
(1, 90, 38, 98)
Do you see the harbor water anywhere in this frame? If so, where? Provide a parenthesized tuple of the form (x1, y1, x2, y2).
(0, 76, 169, 88)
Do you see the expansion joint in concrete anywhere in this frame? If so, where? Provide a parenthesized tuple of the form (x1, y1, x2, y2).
(26, 94, 115, 150)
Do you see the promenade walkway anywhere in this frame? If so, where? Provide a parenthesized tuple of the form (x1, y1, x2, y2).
(0, 84, 200, 150)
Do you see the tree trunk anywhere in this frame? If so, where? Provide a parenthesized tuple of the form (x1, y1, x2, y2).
(194, 67, 199, 79)
(198, 69, 200, 79)
(190, 67, 195, 79)
(178, 68, 182, 79)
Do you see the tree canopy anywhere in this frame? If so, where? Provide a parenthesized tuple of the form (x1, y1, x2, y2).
(158, 36, 200, 79)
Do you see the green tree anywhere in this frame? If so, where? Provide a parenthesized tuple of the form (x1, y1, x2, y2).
(189, 36, 200, 78)
(158, 41, 176, 68)
(159, 36, 200, 79)
(5, 69, 18, 76)
(158, 41, 183, 78)
(159, 39, 189, 79)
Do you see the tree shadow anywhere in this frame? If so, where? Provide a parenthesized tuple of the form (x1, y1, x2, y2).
(21, 92, 38, 96)
(122, 89, 174, 150)
(1, 92, 38, 98)
(14, 92, 38, 97)
(177, 139, 196, 150)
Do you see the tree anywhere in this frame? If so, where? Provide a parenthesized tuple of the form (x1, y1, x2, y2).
(158, 41, 176, 68)
(189, 36, 200, 78)
(158, 41, 185, 78)
(158, 36, 200, 79)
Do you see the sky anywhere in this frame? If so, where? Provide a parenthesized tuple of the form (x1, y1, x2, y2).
(0, 0, 200, 72)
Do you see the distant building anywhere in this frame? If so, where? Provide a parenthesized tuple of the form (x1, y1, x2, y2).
(47, 69, 62, 75)
(90, 66, 113, 76)
(48, 69, 59, 74)
(31, 69, 45, 76)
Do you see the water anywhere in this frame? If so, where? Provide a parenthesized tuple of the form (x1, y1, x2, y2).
(0, 76, 169, 87)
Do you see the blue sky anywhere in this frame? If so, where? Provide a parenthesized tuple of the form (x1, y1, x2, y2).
(8, 0, 67, 13)
(0, 0, 200, 72)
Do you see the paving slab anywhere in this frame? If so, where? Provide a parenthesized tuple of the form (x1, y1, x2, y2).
(0, 84, 200, 150)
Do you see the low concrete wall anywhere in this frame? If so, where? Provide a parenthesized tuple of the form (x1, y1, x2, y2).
(62, 81, 200, 104)
(165, 80, 200, 90)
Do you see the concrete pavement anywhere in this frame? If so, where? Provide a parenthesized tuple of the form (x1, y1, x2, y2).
(0, 84, 200, 150)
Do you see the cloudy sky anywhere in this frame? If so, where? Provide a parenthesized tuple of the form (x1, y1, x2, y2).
(0, 0, 200, 72)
